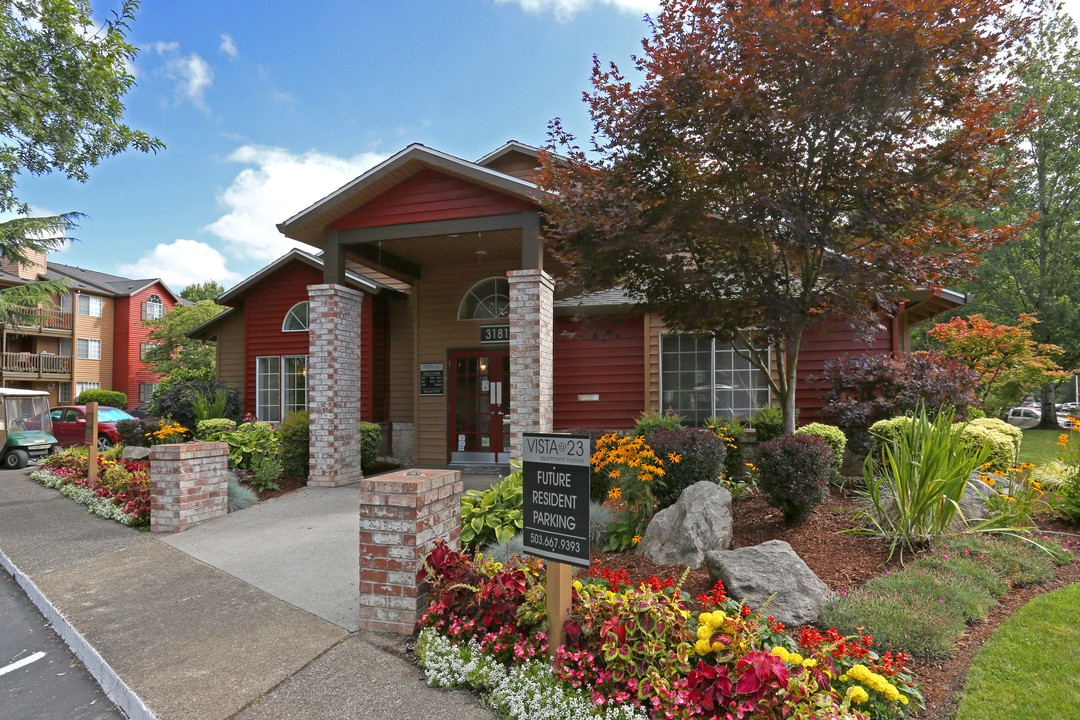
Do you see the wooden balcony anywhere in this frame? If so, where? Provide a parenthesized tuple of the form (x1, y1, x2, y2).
(2, 352, 72, 379)
(7, 306, 74, 334)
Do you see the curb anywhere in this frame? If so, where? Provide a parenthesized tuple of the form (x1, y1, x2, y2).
(0, 546, 156, 720)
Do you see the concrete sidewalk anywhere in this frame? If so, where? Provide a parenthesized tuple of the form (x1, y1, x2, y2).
(0, 468, 494, 720)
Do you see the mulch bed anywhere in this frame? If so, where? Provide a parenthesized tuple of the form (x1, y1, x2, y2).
(246, 460, 403, 502)
(585, 488, 1079, 719)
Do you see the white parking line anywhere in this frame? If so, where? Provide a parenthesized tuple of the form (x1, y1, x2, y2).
(0, 651, 46, 677)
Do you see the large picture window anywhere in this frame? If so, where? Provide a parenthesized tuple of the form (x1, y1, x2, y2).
(256, 355, 308, 422)
(659, 334, 771, 425)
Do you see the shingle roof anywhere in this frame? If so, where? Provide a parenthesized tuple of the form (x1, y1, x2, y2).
(46, 261, 177, 299)
(554, 287, 634, 309)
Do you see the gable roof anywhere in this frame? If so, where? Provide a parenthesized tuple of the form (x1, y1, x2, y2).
(475, 140, 541, 167)
(213, 248, 401, 305)
(45, 262, 180, 301)
(277, 143, 546, 250)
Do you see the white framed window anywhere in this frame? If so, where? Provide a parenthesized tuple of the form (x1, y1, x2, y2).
(143, 293, 165, 321)
(140, 342, 157, 361)
(282, 302, 310, 332)
(458, 277, 510, 320)
(256, 355, 309, 422)
(139, 382, 156, 403)
(659, 334, 771, 425)
(58, 384, 72, 403)
(75, 381, 101, 395)
(58, 338, 71, 357)
(76, 338, 101, 360)
(76, 295, 102, 318)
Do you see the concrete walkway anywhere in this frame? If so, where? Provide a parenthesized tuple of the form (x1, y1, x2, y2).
(0, 467, 496, 720)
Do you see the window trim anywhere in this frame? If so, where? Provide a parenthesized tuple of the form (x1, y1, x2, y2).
(457, 277, 510, 321)
(657, 332, 772, 423)
(144, 293, 166, 321)
(76, 337, 102, 360)
(282, 301, 310, 332)
(76, 294, 103, 318)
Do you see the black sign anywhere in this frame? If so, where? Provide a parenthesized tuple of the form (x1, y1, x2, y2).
(480, 324, 510, 344)
(522, 433, 591, 567)
(419, 363, 444, 396)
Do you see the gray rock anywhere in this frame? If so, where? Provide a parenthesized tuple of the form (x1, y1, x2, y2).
(956, 472, 1019, 527)
(122, 446, 151, 461)
(637, 481, 732, 569)
(705, 540, 835, 627)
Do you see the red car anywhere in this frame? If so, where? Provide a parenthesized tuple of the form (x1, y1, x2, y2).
(49, 405, 136, 450)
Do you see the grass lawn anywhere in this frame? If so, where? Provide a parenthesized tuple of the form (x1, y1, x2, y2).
(1020, 428, 1064, 466)
(955, 583, 1080, 720)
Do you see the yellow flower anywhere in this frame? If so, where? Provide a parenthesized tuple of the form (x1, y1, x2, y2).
(632, 535, 642, 545)
(846, 686, 869, 704)
(802, 658, 818, 668)
(668, 452, 681, 463)
(607, 487, 622, 500)
(899, 695, 909, 705)
(697, 625, 713, 641)
(608, 470, 620, 479)
(572, 580, 583, 592)
(695, 638, 712, 655)
(771, 646, 787, 658)
(788, 653, 803, 665)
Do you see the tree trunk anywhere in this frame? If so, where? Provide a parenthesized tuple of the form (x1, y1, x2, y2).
(1037, 381, 1060, 429)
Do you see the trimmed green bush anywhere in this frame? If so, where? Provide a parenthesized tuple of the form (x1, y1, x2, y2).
(632, 409, 684, 437)
(795, 422, 847, 476)
(75, 389, 127, 408)
(196, 418, 235, 440)
(957, 423, 1017, 473)
(756, 433, 833, 524)
(360, 421, 380, 471)
(279, 410, 310, 477)
(869, 415, 916, 455)
(750, 405, 795, 443)
(968, 417, 1022, 460)
(644, 428, 727, 510)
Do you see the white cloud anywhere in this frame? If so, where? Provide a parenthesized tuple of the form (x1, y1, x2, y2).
(205, 145, 387, 262)
(493, 0, 656, 20)
(116, 239, 243, 288)
(162, 53, 214, 109)
(219, 33, 238, 60)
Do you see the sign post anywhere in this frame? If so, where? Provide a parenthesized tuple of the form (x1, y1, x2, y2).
(85, 401, 99, 484)
(521, 433, 590, 657)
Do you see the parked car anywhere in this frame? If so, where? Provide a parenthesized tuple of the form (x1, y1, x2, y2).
(1061, 402, 1080, 414)
(128, 402, 155, 419)
(0, 389, 58, 469)
(1006, 407, 1041, 429)
(49, 405, 136, 450)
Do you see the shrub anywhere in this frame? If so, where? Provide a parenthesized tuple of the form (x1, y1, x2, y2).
(227, 472, 259, 512)
(957, 423, 1016, 473)
(195, 418, 235, 440)
(75, 389, 127, 408)
(116, 417, 189, 447)
(224, 422, 278, 470)
(644, 428, 726, 510)
(152, 380, 241, 432)
(360, 421, 380, 471)
(249, 449, 282, 492)
(756, 434, 833, 524)
(821, 351, 979, 429)
(460, 464, 523, 553)
(704, 416, 746, 483)
(795, 422, 847, 477)
(749, 405, 788, 443)
(868, 415, 915, 457)
(632, 408, 684, 437)
(968, 417, 1022, 459)
(279, 411, 310, 477)
(190, 387, 231, 422)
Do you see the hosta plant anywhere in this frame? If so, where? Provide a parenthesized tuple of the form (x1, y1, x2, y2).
(460, 461, 523, 552)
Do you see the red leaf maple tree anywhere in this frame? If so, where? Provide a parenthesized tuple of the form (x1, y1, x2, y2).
(537, 0, 1036, 433)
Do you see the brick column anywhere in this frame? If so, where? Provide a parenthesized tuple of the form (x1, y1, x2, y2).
(507, 269, 554, 459)
(308, 283, 364, 487)
(357, 468, 462, 633)
(150, 442, 228, 533)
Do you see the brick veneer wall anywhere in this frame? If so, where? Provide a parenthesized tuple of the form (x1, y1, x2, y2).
(357, 468, 462, 633)
(308, 283, 364, 487)
(149, 442, 228, 532)
(507, 269, 554, 458)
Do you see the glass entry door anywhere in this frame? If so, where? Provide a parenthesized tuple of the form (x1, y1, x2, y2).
(448, 350, 510, 464)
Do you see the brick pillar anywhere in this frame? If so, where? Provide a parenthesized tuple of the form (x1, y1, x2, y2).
(150, 442, 228, 533)
(507, 269, 554, 459)
(357, 468, 462, 633)
(308, 283, 364, 487)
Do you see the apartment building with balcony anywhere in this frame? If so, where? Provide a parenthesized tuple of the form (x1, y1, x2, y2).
(0, 250, 180, 408)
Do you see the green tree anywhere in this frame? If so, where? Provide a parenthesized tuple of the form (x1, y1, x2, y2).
(0, 0, 160, 322)
(142, 300, 225, 382)
(537, 0, 1033, 434)
(958, 0, 1080, 426)
(180, 280, 225, 303)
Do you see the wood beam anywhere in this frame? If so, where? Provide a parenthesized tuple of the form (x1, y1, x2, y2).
(347, 243, 422, 280)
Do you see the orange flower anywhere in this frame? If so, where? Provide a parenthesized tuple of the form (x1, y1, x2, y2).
(632, 535, 642, 544)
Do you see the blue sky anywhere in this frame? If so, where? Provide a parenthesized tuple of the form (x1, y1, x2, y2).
(15, 0, 656, 290)
(13, 0, 1080, 292)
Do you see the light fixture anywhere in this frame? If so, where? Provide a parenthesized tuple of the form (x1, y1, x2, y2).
(479, 358, 489, 373)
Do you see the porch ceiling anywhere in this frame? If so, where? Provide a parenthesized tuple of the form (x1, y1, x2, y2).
(347, 230, 521, 268)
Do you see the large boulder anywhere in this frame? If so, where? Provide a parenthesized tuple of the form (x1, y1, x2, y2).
(122, 445, 151, 462)
(637, 481, 732, 569)
(705, 540, 835, 627)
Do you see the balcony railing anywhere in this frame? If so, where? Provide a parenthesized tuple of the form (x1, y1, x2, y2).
(7, 306, 74, 333)
(2, 352, 72, 377)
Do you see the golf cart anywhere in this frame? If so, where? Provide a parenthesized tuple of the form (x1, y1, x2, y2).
(0, 388, 57, 469)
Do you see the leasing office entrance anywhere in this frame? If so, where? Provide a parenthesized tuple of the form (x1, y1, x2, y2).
(448, 349, 510, 464)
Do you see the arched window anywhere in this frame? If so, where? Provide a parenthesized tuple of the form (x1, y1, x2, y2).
(143, 293, 165, 320)
(282, 301, 310, 331)
(458, 278, 509, 320)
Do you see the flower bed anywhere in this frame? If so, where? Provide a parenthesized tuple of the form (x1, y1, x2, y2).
(30, 448, 150, 526)
(415, 541, 921, 720)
